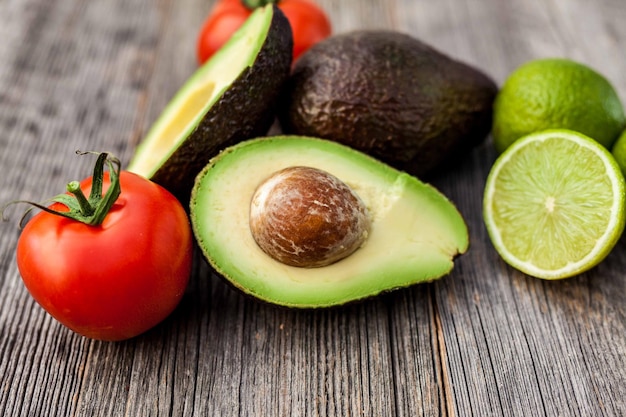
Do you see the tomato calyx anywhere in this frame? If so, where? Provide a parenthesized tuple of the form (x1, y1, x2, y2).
(3, 152, 121, 227)
(241, 0, 278, 10)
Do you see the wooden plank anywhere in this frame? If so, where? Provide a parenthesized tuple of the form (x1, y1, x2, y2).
(0, 0, 624, 416)
(419, 0, 626, 415)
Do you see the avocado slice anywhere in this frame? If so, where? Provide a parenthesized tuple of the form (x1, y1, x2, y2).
(127, 5, 292, 201)
(190, 136, 469, 308)
(278, 30, 497, 177)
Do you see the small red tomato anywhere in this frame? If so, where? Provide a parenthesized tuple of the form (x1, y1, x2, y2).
(196, 0, 331, 65)
(14, 153, 193, 341)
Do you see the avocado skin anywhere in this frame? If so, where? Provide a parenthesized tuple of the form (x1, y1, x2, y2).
(150, 5, 293, 202)
(278, 30, 497, 177)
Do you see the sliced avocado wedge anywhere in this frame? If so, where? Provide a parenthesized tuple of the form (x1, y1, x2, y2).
(190, 136, 469, 308)
(127, 5, 292, 201)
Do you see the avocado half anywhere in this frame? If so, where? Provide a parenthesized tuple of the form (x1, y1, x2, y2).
(127, 5, 292, 201)
(278, 30, 498, 177)
(190, 136, 469, 308)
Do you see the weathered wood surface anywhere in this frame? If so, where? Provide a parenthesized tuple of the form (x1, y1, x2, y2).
(0, 0, 625, 416)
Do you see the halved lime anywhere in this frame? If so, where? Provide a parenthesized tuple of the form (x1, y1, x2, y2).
(483, 129, 626, 279)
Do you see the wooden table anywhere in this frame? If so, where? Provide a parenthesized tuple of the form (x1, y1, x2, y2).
(1, 0, 625, 415)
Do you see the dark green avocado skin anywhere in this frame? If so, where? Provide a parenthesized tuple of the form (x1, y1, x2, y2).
(278, 30, 497, 177)
(151, 5, 293, 202)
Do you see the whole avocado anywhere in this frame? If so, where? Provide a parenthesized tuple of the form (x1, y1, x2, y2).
(278, 30, 498, 177)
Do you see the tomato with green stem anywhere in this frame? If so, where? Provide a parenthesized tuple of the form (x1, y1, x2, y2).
(6, 152, 193, 342)
(196, 0, 331, 64)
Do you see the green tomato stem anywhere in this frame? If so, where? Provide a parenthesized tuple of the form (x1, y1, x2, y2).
(1, 151, 122, 227)
(67, 181, 95, 216)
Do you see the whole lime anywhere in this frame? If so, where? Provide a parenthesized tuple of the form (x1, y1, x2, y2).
(492, 58, 625, 153)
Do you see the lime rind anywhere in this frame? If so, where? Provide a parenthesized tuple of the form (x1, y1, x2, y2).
(492, 58, 626, 153)
(483, 129, 626, 279)
(611, 129, 626, 176)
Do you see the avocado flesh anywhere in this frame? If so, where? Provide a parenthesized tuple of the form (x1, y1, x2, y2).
(190, 136, 469, 308)
(278, 30, 497, 177)
(127, 5, 292, 201)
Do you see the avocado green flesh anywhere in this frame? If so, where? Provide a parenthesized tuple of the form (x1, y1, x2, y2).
(191, 136, 469, 308)
(127, 6, 273, 178)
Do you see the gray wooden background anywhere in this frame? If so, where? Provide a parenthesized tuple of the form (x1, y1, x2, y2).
(0, 0, 625, 416)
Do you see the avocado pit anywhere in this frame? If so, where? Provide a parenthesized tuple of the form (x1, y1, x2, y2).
(249, 166, 371, 268)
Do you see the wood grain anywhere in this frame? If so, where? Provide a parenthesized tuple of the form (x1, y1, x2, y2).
(0, 0, 625, 416)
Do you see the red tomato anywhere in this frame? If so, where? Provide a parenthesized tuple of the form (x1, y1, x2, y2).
(196, 0, 331, 65)
(16, 170, 193, 342)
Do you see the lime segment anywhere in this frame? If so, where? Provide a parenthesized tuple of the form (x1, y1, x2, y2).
(483, 129, 625, 279)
